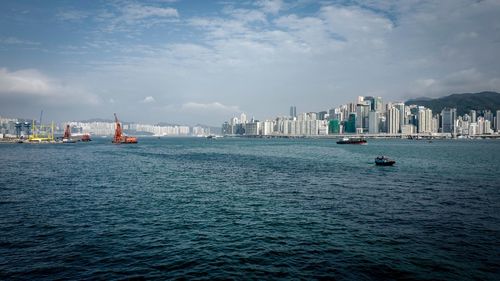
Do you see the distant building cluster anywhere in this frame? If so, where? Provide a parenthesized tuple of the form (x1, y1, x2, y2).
(222, 96, 500, 137)
(1, 117, 212, 138)
(0, 117, 34, 138)
(68, 122, 203, 136)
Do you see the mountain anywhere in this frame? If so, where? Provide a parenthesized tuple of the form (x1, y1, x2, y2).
(405, 91, 500, 116)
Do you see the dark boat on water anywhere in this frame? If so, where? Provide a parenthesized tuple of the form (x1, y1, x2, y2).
(375, 156, 396, 166)
(336, 137, 367, 144)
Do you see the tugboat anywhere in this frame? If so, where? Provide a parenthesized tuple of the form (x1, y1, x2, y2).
(336, 137, 367, 144)
(375, 156, 396, 166)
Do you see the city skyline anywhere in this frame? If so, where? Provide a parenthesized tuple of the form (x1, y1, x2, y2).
(1, 0, 500, 126)
(222, 94, 500, 137)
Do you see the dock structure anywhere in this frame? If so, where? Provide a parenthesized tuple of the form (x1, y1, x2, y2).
(28, 120, 55, 143)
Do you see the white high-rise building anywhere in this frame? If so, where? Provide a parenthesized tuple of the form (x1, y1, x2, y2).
(240, 113, 247, 124)
(469, 123, 478, 135)
(394, 102, 405, 133)
(418, 108, 433, 133)
(387, 107, 400, 134)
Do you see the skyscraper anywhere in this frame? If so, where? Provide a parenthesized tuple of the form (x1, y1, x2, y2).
(441, 108, 457, 134)
(290, 106, 297, 119)
(345, 113, 356, 133)
(418, 108, 433, 133)
(368, 111, 379, 134)
(394, 103, 406, 133)
(356, 101, 370, 132)
(469, 110, 477, 123)
(387, 107, 400, 134)
(496, 110, 500, 132)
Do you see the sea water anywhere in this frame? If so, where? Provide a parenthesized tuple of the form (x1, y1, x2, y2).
(0, 138, 499, 280)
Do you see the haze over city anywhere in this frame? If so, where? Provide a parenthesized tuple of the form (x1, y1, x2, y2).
(1, 0, 500, 125)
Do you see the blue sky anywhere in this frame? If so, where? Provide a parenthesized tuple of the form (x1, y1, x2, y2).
(1, 0, 500, 125)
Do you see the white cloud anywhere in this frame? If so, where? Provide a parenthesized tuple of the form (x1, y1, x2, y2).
(141, 96, 156, 103)
(57, 10, 88, 21)
(121, 4, 178, 21)
(181, 102, 240, 113)
(409, 69, 500, 97)
(319, 6, 393, 42)
(257, 0, 283, 14)
(0, 68, 52, 95)
(0, 67, 100, 105)
(21, 0, 500, 124)
(96, 3, 179, 32)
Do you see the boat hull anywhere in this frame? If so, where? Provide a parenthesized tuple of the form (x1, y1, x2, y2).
(375, 161, 395, 166)
(336, 140, 367, 144)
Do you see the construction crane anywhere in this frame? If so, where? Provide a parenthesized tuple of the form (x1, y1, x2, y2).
(112, 113, 138, 144)
(38, 110, 43, 135)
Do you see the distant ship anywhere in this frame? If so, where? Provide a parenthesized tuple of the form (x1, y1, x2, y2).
(336, 137, 367, 144)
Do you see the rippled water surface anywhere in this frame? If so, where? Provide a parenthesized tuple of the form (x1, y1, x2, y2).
(1, 138, 499, 280)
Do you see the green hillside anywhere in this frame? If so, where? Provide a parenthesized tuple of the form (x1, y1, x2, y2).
(405, 91, 500, 116)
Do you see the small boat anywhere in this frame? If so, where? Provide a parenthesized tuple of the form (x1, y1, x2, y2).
(206, 135, 221, 139)
(375, 156, 396, 166)
(336, 137, 367, 144)
(62, 138, 77, 143)
(81, 134, 92, 142)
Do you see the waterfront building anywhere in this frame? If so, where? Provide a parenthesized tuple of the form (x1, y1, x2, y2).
(356, 101, 370, 132)
(401, 124, 416, 135)
(290, 106, 297, 119)
(441, 108, 457, 134)
(483, 110, 493, 123)
(368, 111, 379, 134)
(497, 110, 500, 132)
(387, 107, 400, 134)
(418, 108, 433, 133)
(260, 121, 274, 135)
(394, 103, 406, 133)
(364, 96, 383, 112)
(244, 122, 259, 136)
(240, 113, 247, 124)
(469, 110, 477, 123)
(318, 111, 327, 121)
(348, 103, 357, 114)
(329, 119, 340, 134)
(484, 120, 492, 134)
(345, 113, 356, 133)
(221, 122, 231, 135)
(469, 123, 478, 135)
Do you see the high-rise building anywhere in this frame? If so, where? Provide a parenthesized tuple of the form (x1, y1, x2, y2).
(240, 113, 247, 124)
(394, 103, 406, 133)
(363, 96, 382, 112)
(496, 110, 500, 132)
(356, 101, 370, 132)
(483, 110, 493, 122)
(441, 108, 457, 134)
(469, 110, 477, 123)
(345, 113, 356, 133)
(290, 106, 297, 119)
(387, 107, 400, 134)
(318, 111, 327, 121)
(368, 111, 379, 134)
(418, 108, 433, 133)
(328, 119, 340, 134)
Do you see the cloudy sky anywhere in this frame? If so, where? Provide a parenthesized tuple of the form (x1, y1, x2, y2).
(1, 0, 499, 125)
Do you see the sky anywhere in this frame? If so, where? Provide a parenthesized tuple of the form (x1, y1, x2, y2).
(1, 0, 500, 125)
